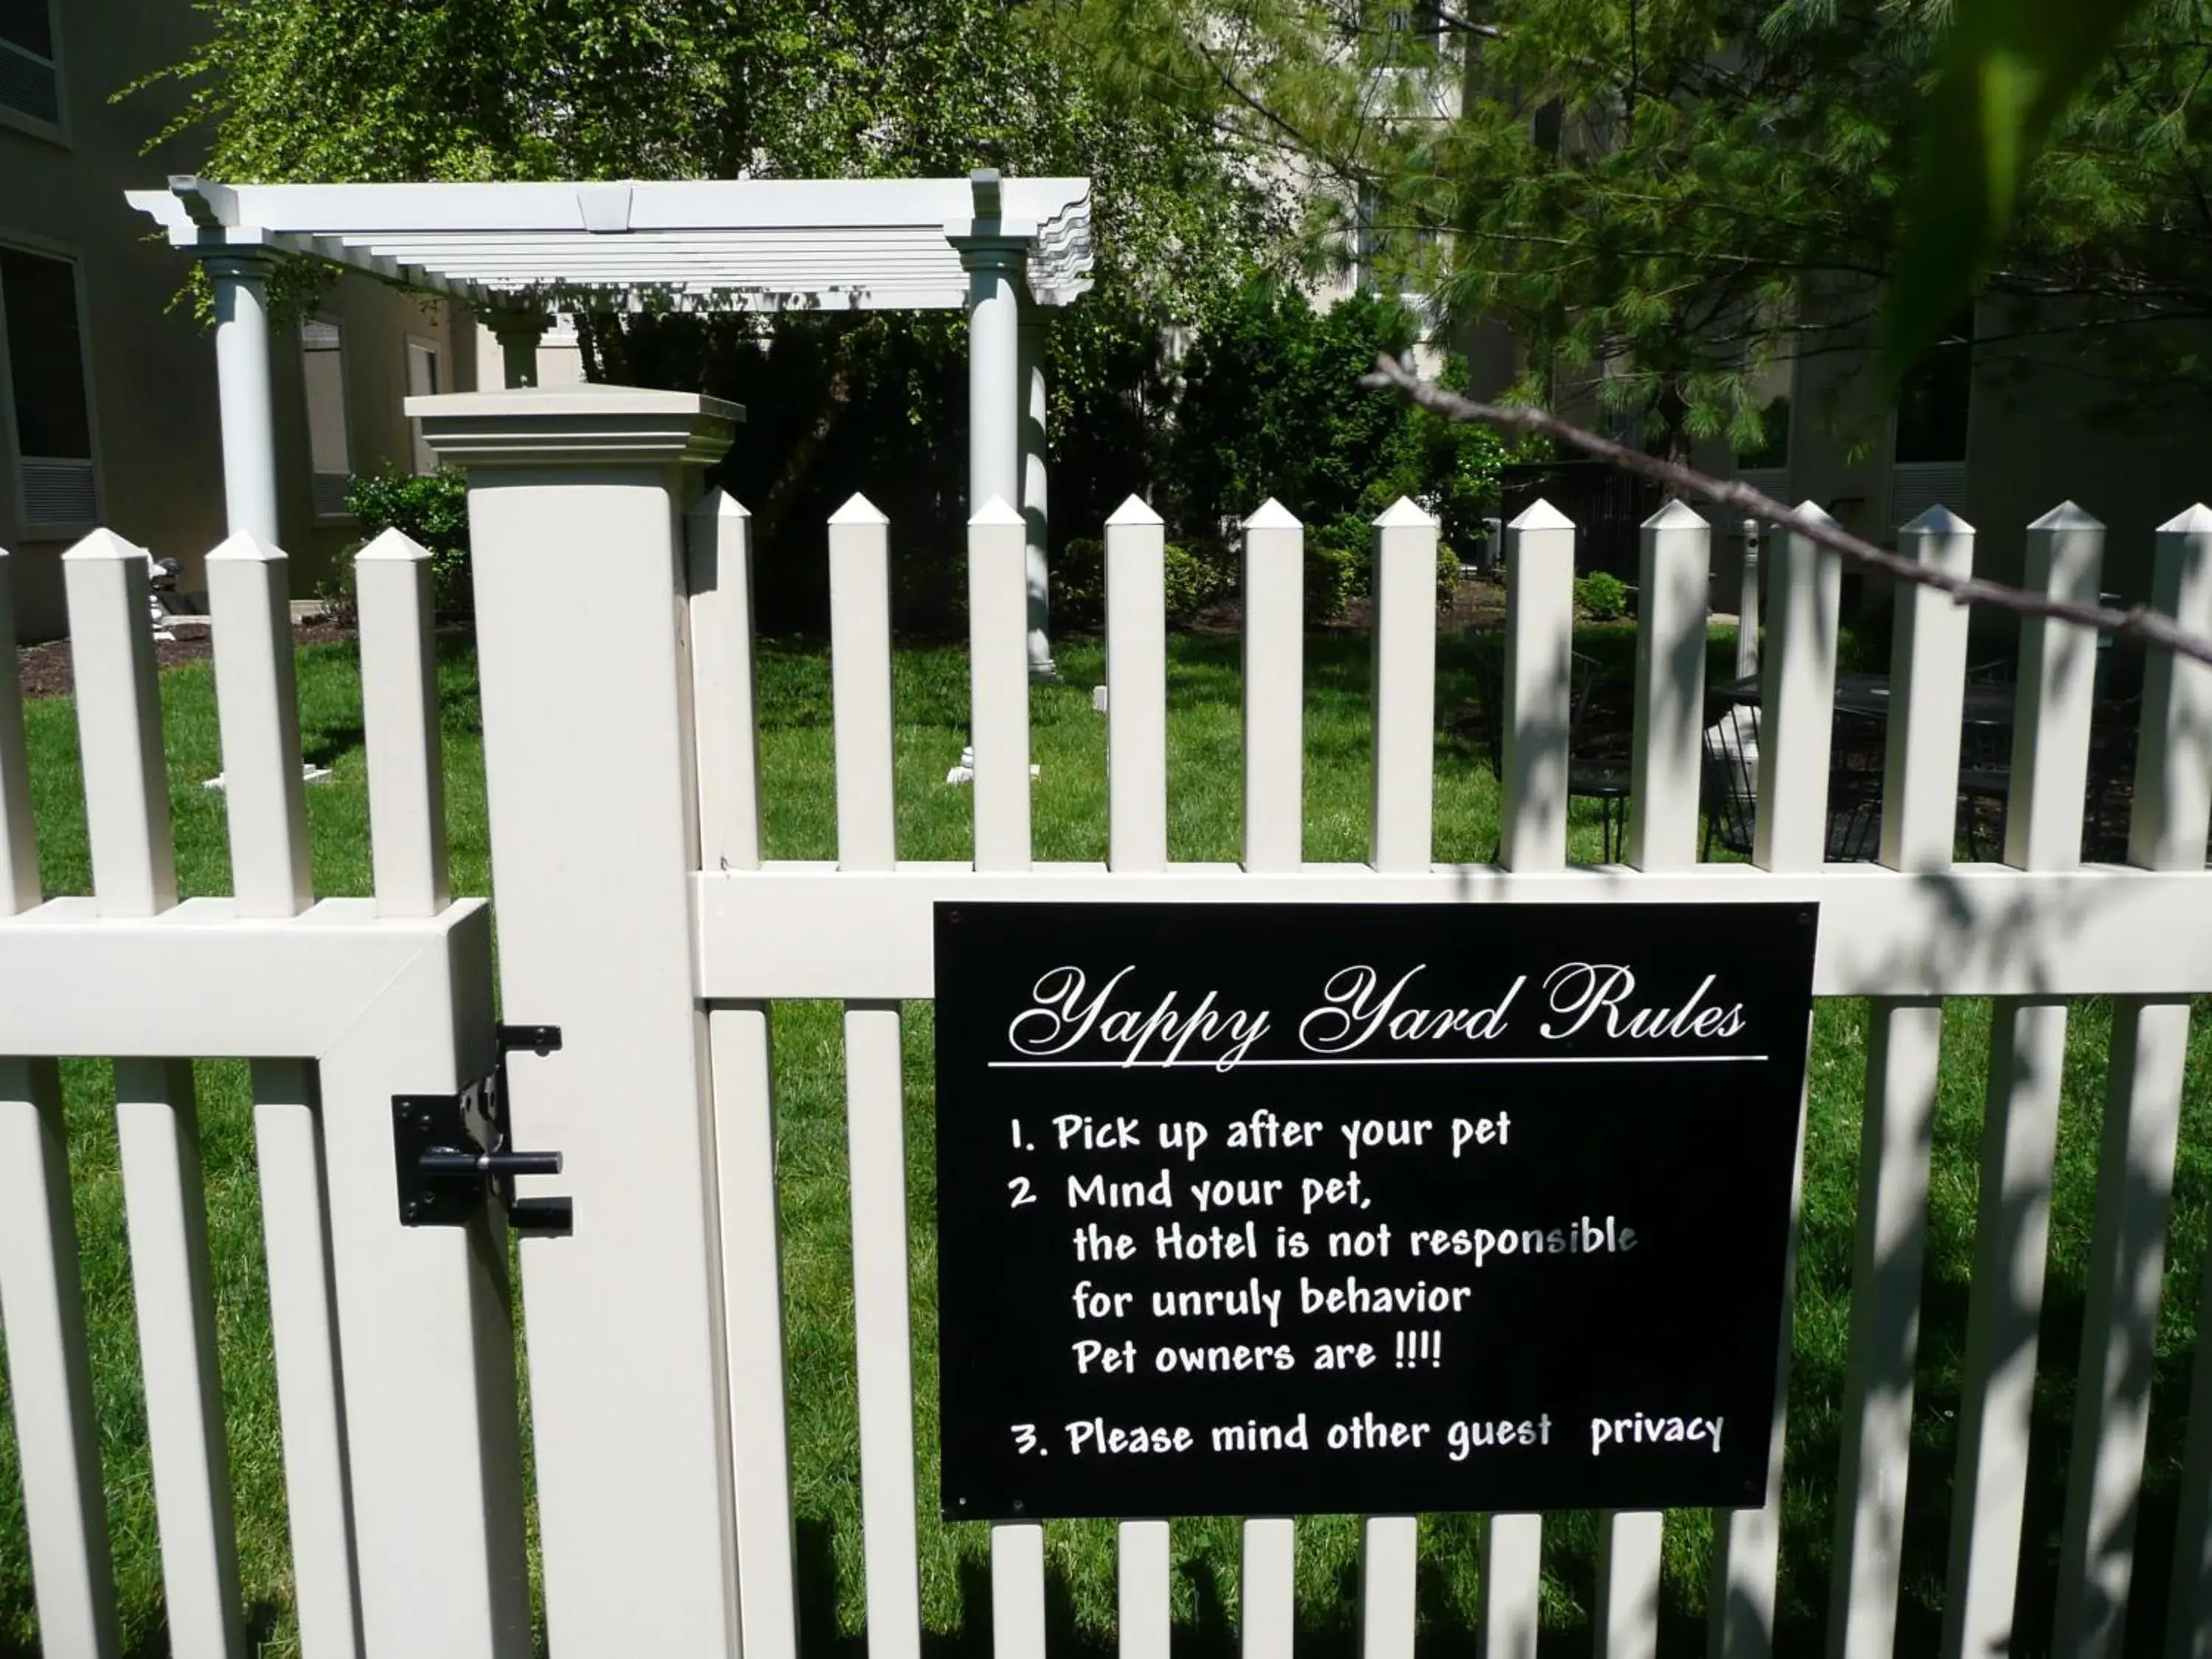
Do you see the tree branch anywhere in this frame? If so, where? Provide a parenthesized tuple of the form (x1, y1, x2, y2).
(1361, 353, 2212, 671)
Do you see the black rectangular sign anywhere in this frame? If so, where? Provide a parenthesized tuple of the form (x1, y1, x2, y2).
(935, 901, 1817, 1521)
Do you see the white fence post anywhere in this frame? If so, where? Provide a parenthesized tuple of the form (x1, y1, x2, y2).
(413, 386, 745, 1657)
(1106, 495, 1169, 873)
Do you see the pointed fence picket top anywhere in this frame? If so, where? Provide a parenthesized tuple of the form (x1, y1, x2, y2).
(1627, 498, 1711, 872)
(355, 528, 450, 919)
(1105, 493, 1169, 874)
(63, 527, 176, 917)
(689, 487, 765, 877)
(208, 528, 313, 918)
(831, 492, 897, 874)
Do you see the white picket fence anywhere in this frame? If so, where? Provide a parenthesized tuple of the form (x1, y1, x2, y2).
(0, 381, 2210, 1659)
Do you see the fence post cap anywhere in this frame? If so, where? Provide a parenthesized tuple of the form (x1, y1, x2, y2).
(1105, 495, 1163, 528)
(1899, 504, 1973, 536)
(1506, 498, 1574, 533)
(2029, 499, 2101, 532)
(829, 493, 887, 526)
(355, 526, 434, 564)
(1243, 498, 1301, 532)
(1790, 498, 1837, 524)
(2157, 503, 2212, 535)
(206, 528, 288, 565)
(1371, 495, 1437, 529)
(969, 496, 1023, 528)
(1640, 498, 1708, 532)
(61, 527, 150, 563)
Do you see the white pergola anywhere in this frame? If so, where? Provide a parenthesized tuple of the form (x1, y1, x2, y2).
(127, 171, 1095, 675)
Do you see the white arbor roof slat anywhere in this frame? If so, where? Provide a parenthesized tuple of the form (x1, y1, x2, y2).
(125, 173, 1095, 311)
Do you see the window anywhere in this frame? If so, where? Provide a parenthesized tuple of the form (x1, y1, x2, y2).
(1894, 320, 1971, 465)
(0, 244, 97, 528)
(0, 0, 60, 130)
(406, 338, 441, 474)
(301, 318, 352, 518)
(1360, 0, 1443, 66)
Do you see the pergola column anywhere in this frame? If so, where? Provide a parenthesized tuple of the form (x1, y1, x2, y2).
(1018, 307, 1054, 680)
(957, 234, 1057, 677)
(485, 307, 551, 390)
(204, 251, 281, 543)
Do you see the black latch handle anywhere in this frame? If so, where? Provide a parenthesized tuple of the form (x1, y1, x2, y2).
(417, 1149, 564, 1180)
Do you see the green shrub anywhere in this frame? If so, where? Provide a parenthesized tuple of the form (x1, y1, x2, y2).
(1574, 569, 1630, 622)
(1437, 539, 1464, 610)
(1304, 540, 1360, 623)
(341, 466, 472, 616)
(1163, 540, 1235, 622)
(1056, 536, 1106, 627)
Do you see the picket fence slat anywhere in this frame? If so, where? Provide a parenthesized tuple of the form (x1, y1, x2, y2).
(968, 498, 1048, 1659)
(66, 529, 177, 914)
(251, 1060, 364, 1659)
(1243, 1515, 1298, 1659)
(1106, 495, 1169, 873)
(1499, 501, 1574, 872)
(1941, 503, 2103, 1659)
(1235, 501, 1306, 1651)
(356, 529, 451, 917)
(691, 488, 765, 874)
(0, 1051, 121, 1659)
(209, 529, 313, 914)
(2057, 506, 2212, 1659)
(1591, 500, 1714, 1659)
(1120, 1520, 1172, 1659)
(212, 531, 364, 1659)
(1354, 498, 1438, 1659)
(995, 1518, 1048, 1659)
(1711, 504, 1843, 1659)
(698, 491, 798, 1659)
(1595, 1510, 1663, 1659)
(64, 530, 248, 1658)
(834, 492, 924, 1659)
(1106, 493, 1175, 1645)
(1475, 498, 1579, 1653)
(1242, 499, 1304, 875)
(832, 495, 898, 870)
(1369, 497, 1439, 874)
(1828, 509, 1973, 1659)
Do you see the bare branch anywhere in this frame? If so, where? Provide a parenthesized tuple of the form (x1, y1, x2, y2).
(1361, 353, 2212, 672)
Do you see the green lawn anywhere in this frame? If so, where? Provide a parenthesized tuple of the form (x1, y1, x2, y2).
(0, 626, 2208, 1658)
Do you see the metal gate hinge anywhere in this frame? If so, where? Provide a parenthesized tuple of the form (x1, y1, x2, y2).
(394, 1023, 572, 1235)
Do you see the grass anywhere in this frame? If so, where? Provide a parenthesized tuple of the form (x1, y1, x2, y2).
(0, 623, 2208, 1658)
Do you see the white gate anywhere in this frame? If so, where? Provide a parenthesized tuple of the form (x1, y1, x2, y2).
(1, 382, 2211, 1659)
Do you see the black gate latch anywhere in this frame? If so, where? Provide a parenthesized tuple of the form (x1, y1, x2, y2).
(394, 1023, 572, 1234)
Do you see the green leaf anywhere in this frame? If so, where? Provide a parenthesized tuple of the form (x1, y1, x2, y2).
(1880, 0, 2143, 383)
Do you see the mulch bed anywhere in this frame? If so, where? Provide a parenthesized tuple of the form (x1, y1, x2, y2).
(17, 619, 356, 701)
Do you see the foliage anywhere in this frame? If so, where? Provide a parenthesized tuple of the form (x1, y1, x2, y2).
(1060, 0, 2212, 453)
(1166, 278, 1507, 549)
(1573, 569, 1630, 622)
(1882, 0, 2143, 381)
(341, 466, 473, 616)
(1162, 540, 1237, 622)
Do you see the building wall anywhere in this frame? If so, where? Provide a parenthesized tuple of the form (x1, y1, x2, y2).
(0, 0, 467, 639)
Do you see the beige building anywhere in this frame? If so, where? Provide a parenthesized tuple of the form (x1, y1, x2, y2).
(0, 0, 475, 640)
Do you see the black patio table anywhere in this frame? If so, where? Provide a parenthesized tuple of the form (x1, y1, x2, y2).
(1710, 670, 2017, 727)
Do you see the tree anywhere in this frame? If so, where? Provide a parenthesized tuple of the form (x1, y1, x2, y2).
(1052, 0, 2212, 461)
